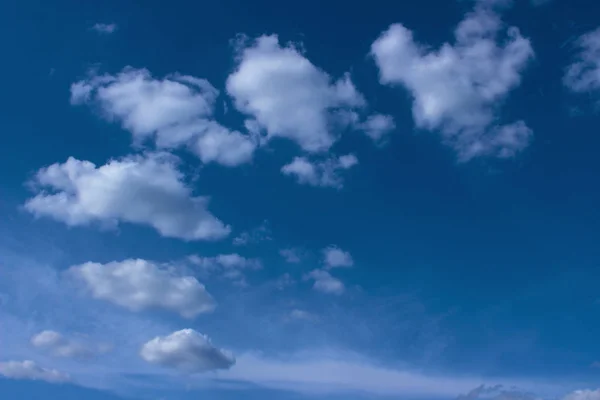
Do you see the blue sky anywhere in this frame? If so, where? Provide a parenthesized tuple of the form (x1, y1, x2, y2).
(1, 0, 600, 399)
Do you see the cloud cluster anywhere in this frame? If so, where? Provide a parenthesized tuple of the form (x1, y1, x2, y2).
(323, 246, 354, 268)
(68, 259, 216, 318)
(140, 329, 235, 373)
(71, 68, 257, 167)
(25, 153, 230, 240)
(0, 360, 70, 383)
(564, 28, 600, 97)
(188, 253, 262, 283)
(305, 269, 345, 295)
(282, 154, 358, 189)
(371, 4, 534, 160)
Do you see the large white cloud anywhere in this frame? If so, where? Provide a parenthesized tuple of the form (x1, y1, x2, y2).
(323, 246, 354, 269)
(305, 269, 345, 295)
(0, 360, 70, 383)
(24, 153, 230, 241)
(140, 329, 235, 373)
(227, 35, 370, 152)
(564, 27, 600, 97)
(371, 4, 534, 161)
(71, 68, 256, 167)
(282, 154, 358, 189)
(31, 330, 109, 360)
(68, 259, 216, 318)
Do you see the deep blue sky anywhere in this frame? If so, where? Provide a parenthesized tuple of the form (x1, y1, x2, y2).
(1, 0, 600, 399)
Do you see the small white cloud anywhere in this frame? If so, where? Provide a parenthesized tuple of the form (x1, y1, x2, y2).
(371, 3, 534, 161)
(140, 329, 235, 373)
(288, 309, 317, 322)
(279, 248, 302, 263)
(68, 259, 216, 318)
(0, 360, 70, 383)
(359, 114, 396, 143)
(564, 28, 600, 98)
(323, 246, 353, 269)
(31, 330, 109, 360)
(71, 68, 256, 167)
(91, 23, 117, 34)
(282, 154, 358, 189)
(305, 269, 344, 295)
(563, 389, 600, 400)
(227, 35, 366, 153)
(24, 153, 230, 241)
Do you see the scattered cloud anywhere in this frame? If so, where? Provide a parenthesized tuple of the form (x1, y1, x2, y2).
(31, 330, 110, 360)
(323, 246, 354, 269)
(71, 68, 256, 167)
(282, 154, 358, 189)
(91, 23, 117, 34)
(564, 28, 600, 98)
(371, 3, 534, 161)
(305, 269, 344, 295)
(233, 220, 272, 246)
(0, 360, 70, 383)
(68, 259, 216, 318)
(140, 329, 235, 373)
(563, 389, 600, 400)
(188, 253, 262, 284)
(359, 114, 396, 144)
(226, 35, 366, 152)
(457, 385, 538, 400)
(279, 248, 302, 263)
(24, 153, 231, 241)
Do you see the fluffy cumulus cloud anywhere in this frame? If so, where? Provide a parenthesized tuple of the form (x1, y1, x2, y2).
(91, 23, 117, 34)
(227, 35, 371, 152)
(31, 330, 109, 360)
(71, 68, 256, 166)
(24, 153, 230, 241)
(305, 269, 345, 295)
(0, 360, 70, 383)
(371, 3, 534, 161)
(68, 259, 216, 318)
(140, 329, 235, 373)
(564, 27, 600, 97)
(323, 246, 354, 268)
(282, 154, 358, 189)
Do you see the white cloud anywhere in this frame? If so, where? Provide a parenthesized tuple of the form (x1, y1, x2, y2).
(220, 352, 491, 397)
(0, 360, 70, 383)
(563, 389, 600, 400)
(305, 269, 344, 295)
(359, 113, 396, 143)
(323, 246, 353, 269)
(24, 153, 230, 241)
(564, 28, 600, 97)
(140, 329, 235, 373)
(188, 253, 262, 283)
(282, 154, 358, 189)
(371, 4, 534, 161)
(68, 259, 216, 318)
(31, 330, 109, 360)
(226, 35, 366, 152)
(91, 23, 117, 34)
(71, 68, 256, 167)
(279, 248, 302, 263)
